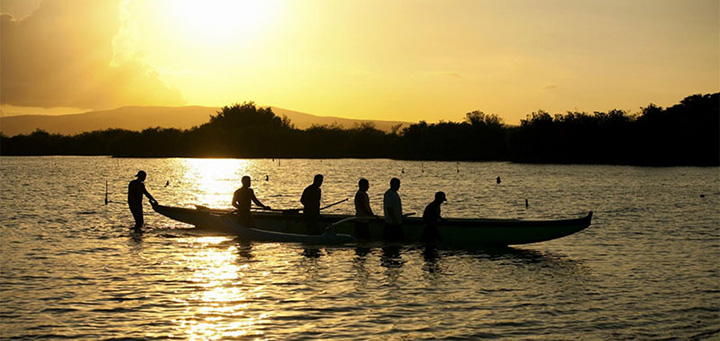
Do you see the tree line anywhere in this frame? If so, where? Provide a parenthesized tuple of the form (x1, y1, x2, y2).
(1, 93, 717, 166)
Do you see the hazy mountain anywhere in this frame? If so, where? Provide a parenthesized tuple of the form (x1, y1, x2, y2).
(269, 107, 409, 132)
(0, 106, 410, 136)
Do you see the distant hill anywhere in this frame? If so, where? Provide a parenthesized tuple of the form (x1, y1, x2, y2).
(269, 107, 409, 132)
(0, 106, 410, 136)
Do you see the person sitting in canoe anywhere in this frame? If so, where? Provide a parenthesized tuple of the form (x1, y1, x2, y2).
(354, 178, 377, 239)
(422, 191, 447, 243)
(300, 174, 324, 235)
(128, 170, 157, 230)
(232, 176, 271, 227)
(383, 177, 404, 241)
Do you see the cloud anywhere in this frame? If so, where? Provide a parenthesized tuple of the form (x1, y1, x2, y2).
(0, 0, 184, 109)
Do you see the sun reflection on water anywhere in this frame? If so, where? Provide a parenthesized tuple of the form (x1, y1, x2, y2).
(175, 236, 268, 340)
(177, 159, 253, 208)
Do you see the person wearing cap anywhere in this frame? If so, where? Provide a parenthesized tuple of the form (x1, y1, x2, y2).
(421, 191, 447, 243)
(232, 175, 271, 227)
(128, 170, 157, 230)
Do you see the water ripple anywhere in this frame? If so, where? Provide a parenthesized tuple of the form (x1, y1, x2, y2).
(0, 157, 717, 339)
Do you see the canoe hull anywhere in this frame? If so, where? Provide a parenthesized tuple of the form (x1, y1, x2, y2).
(252, 211, 593, 246)
(154, 205, 355, 244)
(152, 204, 592, 246)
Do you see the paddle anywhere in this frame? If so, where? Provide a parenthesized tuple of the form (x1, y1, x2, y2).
(249, 198, 349, 214)
(320, 198, 349, 211)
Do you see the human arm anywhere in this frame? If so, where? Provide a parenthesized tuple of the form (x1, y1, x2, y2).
(143, 184, 157, 205)
(251, 190, 271, 210)
(363, 193, 375, 216)
(300, 187, 309, 207)
(231, 191, 240, 209)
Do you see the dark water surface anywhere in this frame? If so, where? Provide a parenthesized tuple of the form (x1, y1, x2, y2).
(1, 156, 718, 339)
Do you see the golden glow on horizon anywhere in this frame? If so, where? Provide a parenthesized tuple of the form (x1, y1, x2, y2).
(1, 0, 717, 124)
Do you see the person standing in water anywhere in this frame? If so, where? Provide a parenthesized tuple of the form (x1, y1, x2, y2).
(232, 176, 271, 227)
(422, 191, 447, 243)
(383, 177, 404, 241)
(354, 178, 376, 239)
(301, 174, 324, 235)
(128, 170, 157, 230)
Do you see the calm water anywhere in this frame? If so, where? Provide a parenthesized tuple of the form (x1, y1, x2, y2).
(1, 156, 718, 340)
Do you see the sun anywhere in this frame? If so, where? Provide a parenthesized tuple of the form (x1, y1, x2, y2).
(164, 0, 279, 44)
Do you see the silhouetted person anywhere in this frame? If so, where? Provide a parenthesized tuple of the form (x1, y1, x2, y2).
(383, 177, 404, 241)
(496, 176, 501, 184)
(354, 178, 376, 239)
(421, 191, 446, 243)
(232, 176, 271, 227)
(128, 170, 157, 230)
(301, 174, 324, 235)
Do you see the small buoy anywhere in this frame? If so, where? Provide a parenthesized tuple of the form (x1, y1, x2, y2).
(165, 181, 170, 187)
(525, 199, 529, 208)
(700, 194, 705, 198)
(266, 175, 269, 181)
(496, 176, 501, 184)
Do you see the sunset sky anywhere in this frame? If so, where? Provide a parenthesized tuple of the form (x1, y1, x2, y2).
(1, 0, 717, 124)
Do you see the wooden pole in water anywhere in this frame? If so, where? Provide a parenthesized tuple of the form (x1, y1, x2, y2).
(105, 181, 109, 205)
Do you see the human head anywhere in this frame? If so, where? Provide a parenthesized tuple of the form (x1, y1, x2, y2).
(435, 191, 447, 203)
(358, 178, 369, 191)
(241, 175, 251, 187)
(390, 177, 400, 191)
(135, 170, 147, 181)
(313, 174, 324, 187)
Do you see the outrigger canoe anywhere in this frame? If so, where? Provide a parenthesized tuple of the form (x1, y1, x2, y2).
(152, 203, 592, 246)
